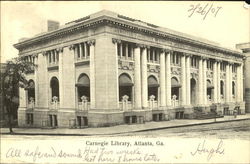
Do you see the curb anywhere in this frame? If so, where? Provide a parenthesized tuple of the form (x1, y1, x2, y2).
(1, 117, 249, 136)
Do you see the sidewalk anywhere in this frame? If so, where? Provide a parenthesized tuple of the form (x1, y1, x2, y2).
(1, 114, 250, 136)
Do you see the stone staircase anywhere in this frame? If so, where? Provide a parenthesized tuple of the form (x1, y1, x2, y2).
(193, 107, 224, 120)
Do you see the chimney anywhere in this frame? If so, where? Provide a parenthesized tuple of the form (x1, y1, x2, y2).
(47, 20, 60, 32)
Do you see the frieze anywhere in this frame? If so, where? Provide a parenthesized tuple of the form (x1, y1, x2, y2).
(118, 60, 134, 70)
(147, 64, 160, 73)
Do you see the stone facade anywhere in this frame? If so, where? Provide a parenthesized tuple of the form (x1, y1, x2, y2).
(236, 42, 250, 113)
(14, 10, 245, 128)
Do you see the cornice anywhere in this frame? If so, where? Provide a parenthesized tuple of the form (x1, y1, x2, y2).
(14, 15, 243, 58)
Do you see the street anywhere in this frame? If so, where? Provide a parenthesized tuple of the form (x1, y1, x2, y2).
(118, 119, 250, 140)
(1, 120, 250, 140)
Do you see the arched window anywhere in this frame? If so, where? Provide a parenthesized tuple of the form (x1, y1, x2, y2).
(171, 77, 181, 100)
(50, 77, 59, 101)
(207, 79, 214, 101)
(76, 74, 90, 102)
(232, 81, 235, 96)
(119, 73, 133, 101)
(190, 78, 197, 105)
(27, 80, 35, 101)
(148, 75, 159, 100)
(220, 80, 224, 98)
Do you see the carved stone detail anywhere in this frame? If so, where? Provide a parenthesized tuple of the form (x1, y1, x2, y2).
(220, 72, 226, 79)
(206, 70, 213, 78)
(118, 60, 134, 70)
(148, 64, 160, 73)
(171, 66, 181, 75)
(112, 38, 121, 44)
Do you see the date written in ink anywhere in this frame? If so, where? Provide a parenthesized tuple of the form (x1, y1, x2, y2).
(188, 3, 222, 20)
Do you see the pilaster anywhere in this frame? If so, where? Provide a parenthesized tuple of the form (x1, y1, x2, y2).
(89, 40, 96, 109)
(134, 45, 142, 109)
(141, 47, 148, 108)
(198, 57, 203, 105)
(160, 50, 166, 107)
(186, 54, 191, 105)
(165, 50, 171, 106)
(181, 54, 186, 106)
(203, 58, 207, 105)
(213, 61, 218, 103)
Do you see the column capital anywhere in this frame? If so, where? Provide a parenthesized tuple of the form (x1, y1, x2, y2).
(200, 56, 208, 60)
(42, 51, 47, 56)
(56, 47, 63, 53)
(69, 44, 78, 50)
(87, 39, 95, 46)
(185, 53, 192, 57)
(135, 43, 148, 49)
(161, 48, 171, 53)
(228, 61, 235, 65)
(32, 53, 39, 58)
(215, 59, 223, 63)
(112, 38, 121, 44)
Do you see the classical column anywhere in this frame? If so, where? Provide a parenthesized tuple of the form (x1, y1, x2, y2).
(73, 44, 78, 59)
(84, 42, 87, 58)
(240, 64, 244, 102)
(134, 45, 142, 109)
(58, 48, 63, 107)
(181, 54, 186, 106)
(130, 44, 134, 60)
(229, 63, 232, 102)
(160, 50, 166, 107)
(120, 42, 123, 57)
(141, 46, 148, 108)
(112, 39, 120, 108)
(186, 55, 191, 105)
(125, 43, 128, 60)
(152, 49, 155, 62)
(213, 61, 218, 103)
(89, 40, 96, 109)
(217, 61, 221, 102)
(79, 43, 83, 58)
(225, 63, 230, 103)
(198, 57, 203, 105)
(165, 51, 171, 106)
(34, 54, 38, 106)
(203, 58, 207, 105)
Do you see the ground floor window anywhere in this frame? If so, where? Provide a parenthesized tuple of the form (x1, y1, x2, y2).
(76, 116, 88, 127)
(49, 114, 58, 127)
(153, 113, 164, 121)
(175, 111, 184, 119)
(26, 113, 33, 125)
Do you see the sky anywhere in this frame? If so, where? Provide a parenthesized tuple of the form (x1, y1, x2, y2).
(1, 1, 249, 62)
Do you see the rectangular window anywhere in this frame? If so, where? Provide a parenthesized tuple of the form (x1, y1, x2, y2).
(150, 50, 153, 61)
(128, 45, 131, 58)
(87, 45, 90, 57)
(117, 44, 120, 56)
(26, 113, 33, 125)
(122, 44, 126, 57)
(49, 114, 58, 127)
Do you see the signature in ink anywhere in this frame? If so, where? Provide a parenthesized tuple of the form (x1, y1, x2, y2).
(188, 3, 222, 20)
(190, 139, 225, 161)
